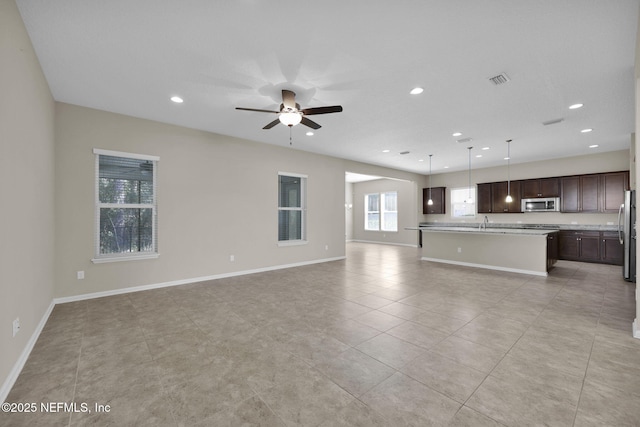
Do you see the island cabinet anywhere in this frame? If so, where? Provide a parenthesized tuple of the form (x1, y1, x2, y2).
(422, 187, 446, 214)
(561, 171, 629, 213)
(521, 178, 560, 198)
(477, 181, 521, 213)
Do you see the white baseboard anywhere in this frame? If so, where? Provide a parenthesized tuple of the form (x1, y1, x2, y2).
(351, 240, 418, 248)
(421, 257, 548, 277)
(55, 256, 346, 304)
(0, 300, 55, 403)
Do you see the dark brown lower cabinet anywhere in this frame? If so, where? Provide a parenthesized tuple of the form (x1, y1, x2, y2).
(558, 230, 623, 265)
(601, 232, 624, 265)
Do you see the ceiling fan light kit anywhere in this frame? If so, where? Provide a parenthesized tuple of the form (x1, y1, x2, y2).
(236, 89, 342, 131)
(279, 111, 302, 126)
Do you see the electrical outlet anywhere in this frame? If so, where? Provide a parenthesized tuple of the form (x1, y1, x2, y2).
(77, 271, 85, 280)
(325, 245, 328, 250)
(12, 318, 20, 337)
(457, 247, 462, 253)
(229, 255, 235, 262)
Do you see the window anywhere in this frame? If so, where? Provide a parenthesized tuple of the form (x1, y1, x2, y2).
(278, 173, 307, 244)
(451, 187, 476, 218)
(365, 191, 398, 231)
(93, 149, 159, 262)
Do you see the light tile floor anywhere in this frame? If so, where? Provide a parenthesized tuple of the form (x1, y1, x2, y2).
(2, 242, 639, 426)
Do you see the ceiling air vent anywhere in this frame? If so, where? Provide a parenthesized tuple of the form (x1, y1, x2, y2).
(457, 137, 473, 144)
(489, 73, 510, 86)
(400, 151, 410, 155)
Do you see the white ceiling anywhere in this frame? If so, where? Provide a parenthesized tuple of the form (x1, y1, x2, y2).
(16, 0, 639, 174)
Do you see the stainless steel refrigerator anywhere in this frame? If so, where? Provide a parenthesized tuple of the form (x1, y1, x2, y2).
(619, 190, 636, 282)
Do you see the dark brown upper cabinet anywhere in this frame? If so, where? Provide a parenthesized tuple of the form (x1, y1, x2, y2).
(477, 181, 521, 213)
(491, 181, 522, 213)
(521, 178, 560, 198)
(477, 183, 493, 213)
(561, 171, 628, 213)
(422, 187, 446, 214)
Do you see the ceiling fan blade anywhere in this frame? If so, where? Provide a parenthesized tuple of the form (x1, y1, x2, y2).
(263, 119, 281, 129)
(282, 90, 296, 109)
(301, 105, 343, 115)
(301, 117, 321, 129)
(236, 107, 279, 114)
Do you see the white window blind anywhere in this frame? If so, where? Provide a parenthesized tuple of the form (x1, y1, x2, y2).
(93, 149, 159, 262)
(451, 187, 476, 218)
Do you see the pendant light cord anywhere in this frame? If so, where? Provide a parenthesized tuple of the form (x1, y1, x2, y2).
(507, 141, 511, 194)
(467, 147, 472, 201)
(428, 154, 433, 201)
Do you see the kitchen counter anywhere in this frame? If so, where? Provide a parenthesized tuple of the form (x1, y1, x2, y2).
(419, 222, 618, 232)
(411, 225, 559, 276)
(413, 226, 557, 236)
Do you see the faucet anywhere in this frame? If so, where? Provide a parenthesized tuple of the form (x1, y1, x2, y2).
(479, 215, 489, 230)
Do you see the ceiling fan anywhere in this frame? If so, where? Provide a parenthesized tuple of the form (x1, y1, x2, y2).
(236, 89, 343, 130)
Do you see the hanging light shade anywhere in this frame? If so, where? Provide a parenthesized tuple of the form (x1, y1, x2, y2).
(427, 154, 434, 205)
(279, 112, 302, 126)
(465, 147, 473, 204)
(505, 139, 513, 203)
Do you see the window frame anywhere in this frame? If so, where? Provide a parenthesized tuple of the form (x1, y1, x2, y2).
(92, 148, 159, 263)
(364, 191, 398, 232)
(277, 171, 308, 246)
(450, 186, 476, 219)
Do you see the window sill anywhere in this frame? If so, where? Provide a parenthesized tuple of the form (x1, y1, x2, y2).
(277, 240, 308, 247)
(91, 253, 160, 264)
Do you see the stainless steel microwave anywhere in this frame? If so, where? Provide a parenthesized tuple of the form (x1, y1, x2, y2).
(521, 197, 560, 212)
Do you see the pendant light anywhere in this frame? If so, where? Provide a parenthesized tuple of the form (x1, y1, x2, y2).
(427, 154, 434, 205)
(505, 139, 513, 203)
(465, 147, 473, 204)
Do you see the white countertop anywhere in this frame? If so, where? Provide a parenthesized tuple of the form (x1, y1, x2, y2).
(409, 226, 558, 236)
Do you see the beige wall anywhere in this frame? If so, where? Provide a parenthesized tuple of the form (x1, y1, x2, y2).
(0, 0, 56, 398)
(55, 103, 354, 298)
(351, 178, 419, 246)
(421, 150, 629, 225)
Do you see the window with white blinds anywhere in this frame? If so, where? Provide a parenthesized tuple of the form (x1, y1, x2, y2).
(92, 149, 159, 263)
(278, 172, 307, 245)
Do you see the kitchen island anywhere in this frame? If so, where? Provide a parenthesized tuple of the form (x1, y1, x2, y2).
(414, 226, 559, 276)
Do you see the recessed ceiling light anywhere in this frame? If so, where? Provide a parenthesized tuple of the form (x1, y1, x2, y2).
(382, 149, 390, 153)
(418, 159, 424, 162)
(476, 154, 483, 158)
(589, 144, 599, 148)
(452, 132, 462, 137)
(444, 166, 449, 169)
(410, 87, 424, 95)
(569, 103, 584, 109)
(481, 147, 490, 150)
(504, 156, 510, 160)
(306, 131, 314, 136)
(170, 96, 184, 103)
(581, 128, 593, 133)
